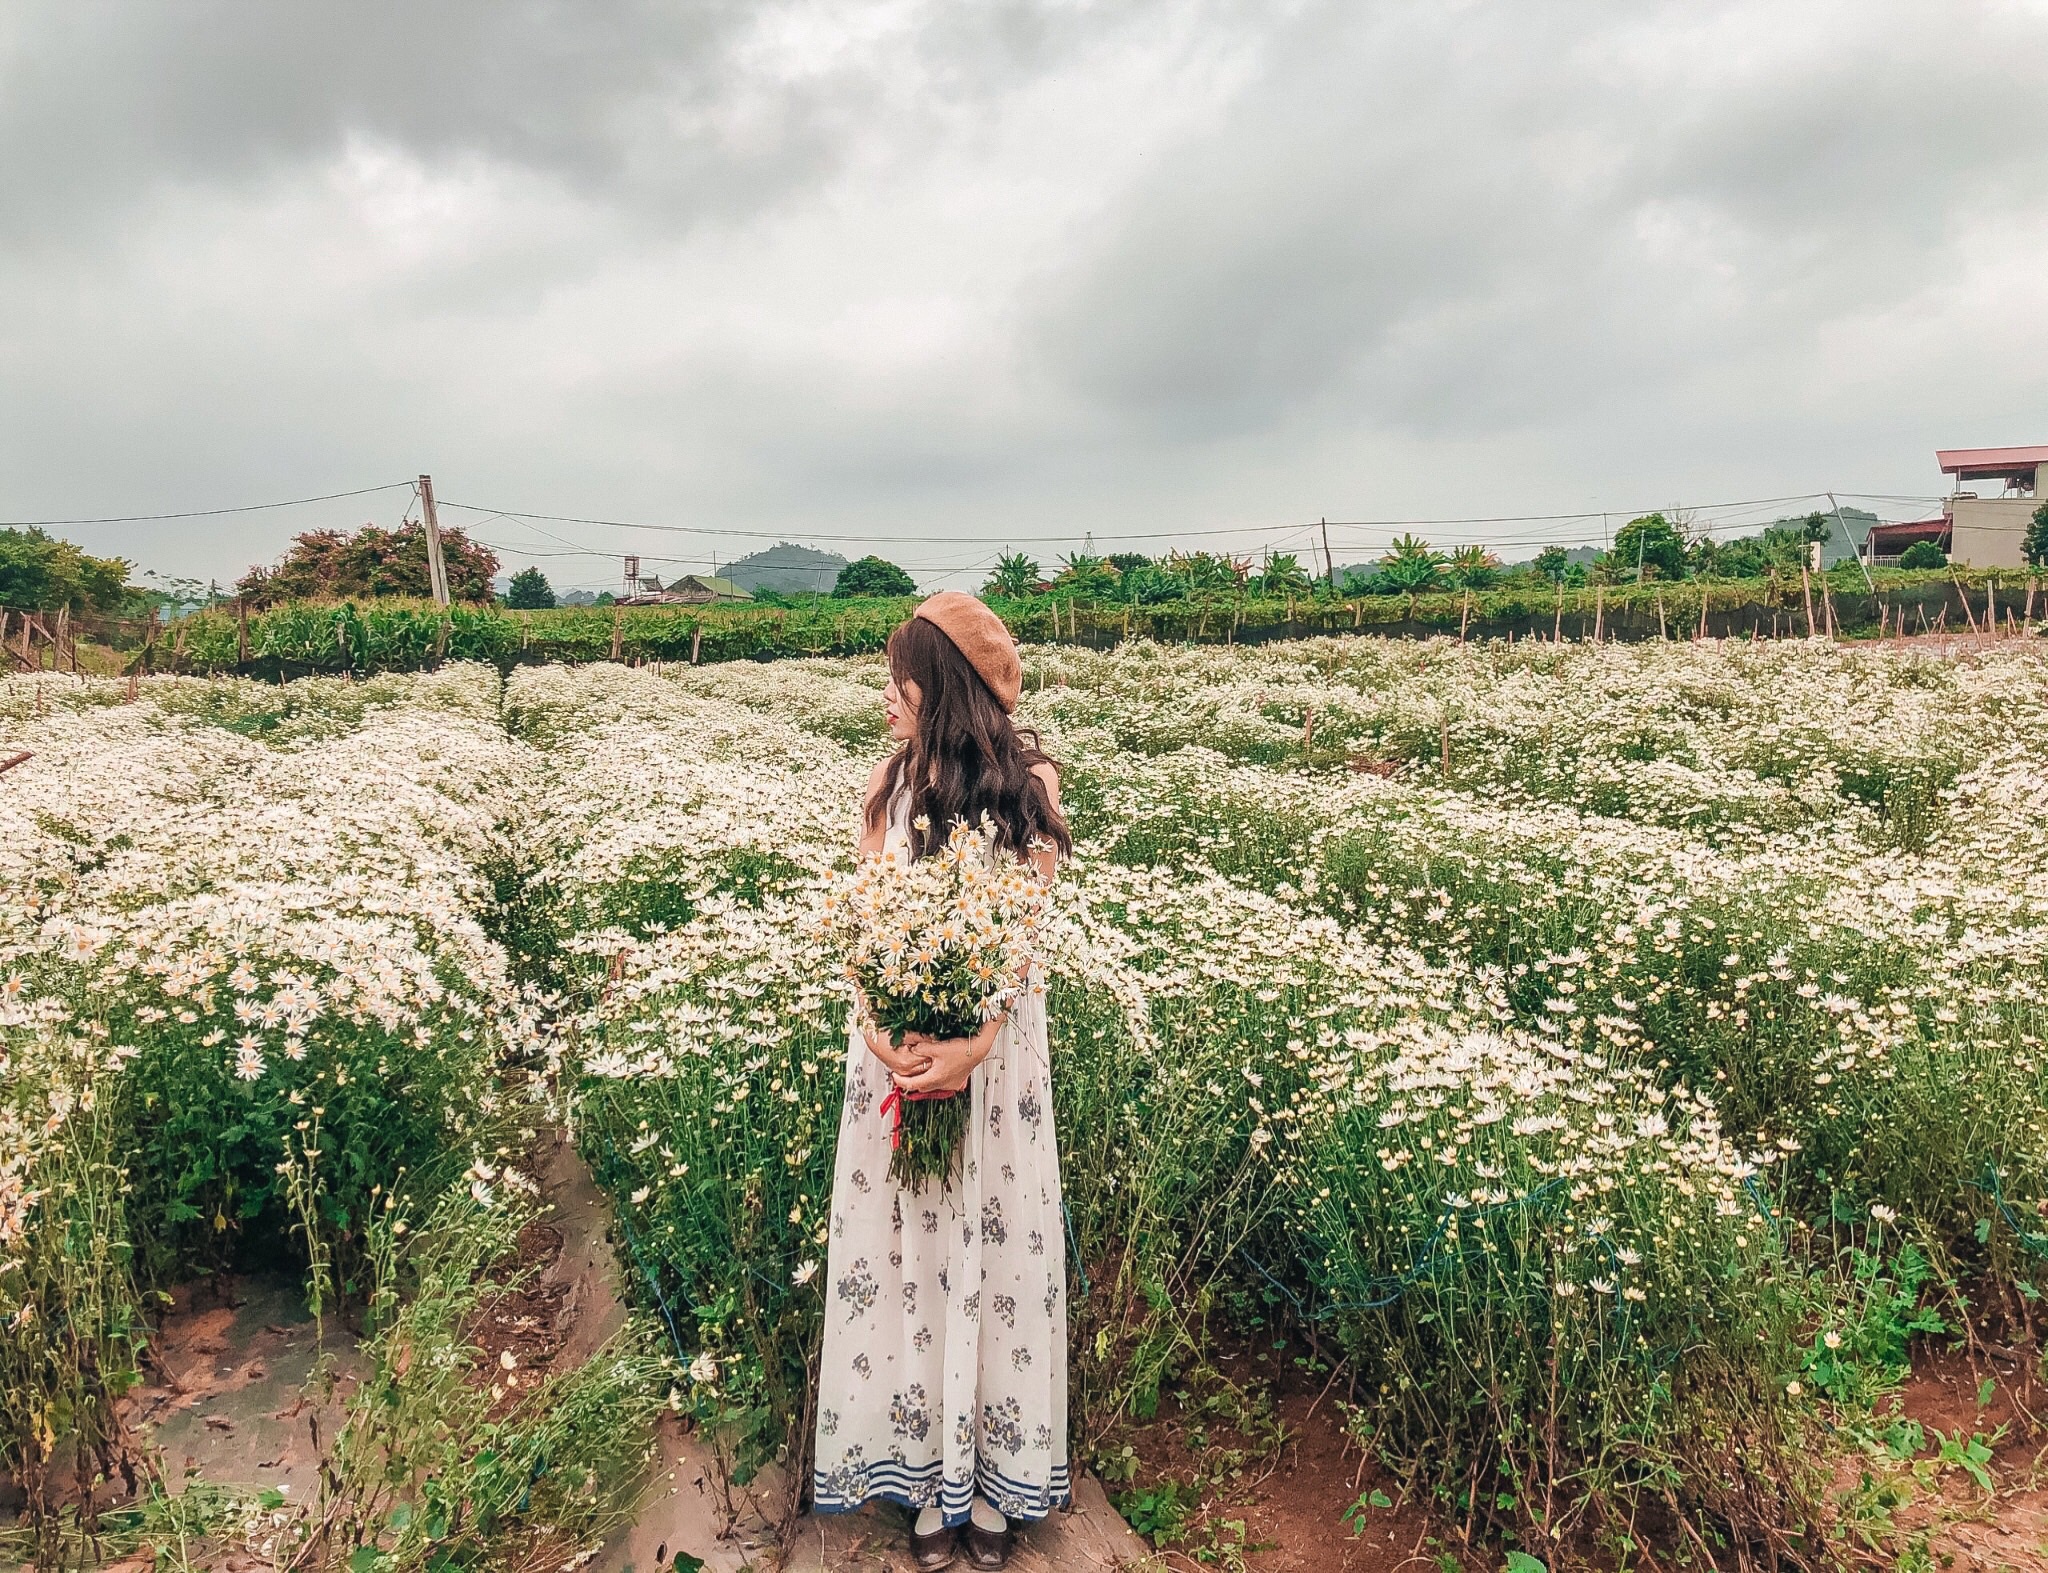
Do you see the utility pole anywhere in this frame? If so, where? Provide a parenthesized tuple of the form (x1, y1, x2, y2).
(418, 474, 451, 608)
(1829, 491, 1876, 594)
(1320, 517, 1336, 589)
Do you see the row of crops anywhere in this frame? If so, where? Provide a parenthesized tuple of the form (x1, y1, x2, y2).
(5, 633, 2047, 1568)
(125, 566, 2042, 677)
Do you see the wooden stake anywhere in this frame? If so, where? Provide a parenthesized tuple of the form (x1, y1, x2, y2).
(1656, 594, 1667, 640)
(1954, 574, 1979, 634)
(691, 625, 703, 665)
(1459, 591, 1471, 643)
(1986, 576, 1997, 633)
(237, 599, 251, 665)
(1592, 585, 1604, 643)
(1800, 566, 1816, 637)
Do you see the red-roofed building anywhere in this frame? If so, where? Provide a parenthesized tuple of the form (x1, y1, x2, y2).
(1935, 445, 2043, 568)
(1862, 518, 1950, 567)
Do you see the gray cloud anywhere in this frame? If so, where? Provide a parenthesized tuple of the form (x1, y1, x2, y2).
(1, 0, 2043, 591)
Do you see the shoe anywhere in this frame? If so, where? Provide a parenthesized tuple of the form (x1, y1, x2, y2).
(909, 1521, 957, 1570)
(962, 1520, 1008, 1569)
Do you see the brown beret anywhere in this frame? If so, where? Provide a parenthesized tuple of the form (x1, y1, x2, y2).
(914, 590, 1022, 712)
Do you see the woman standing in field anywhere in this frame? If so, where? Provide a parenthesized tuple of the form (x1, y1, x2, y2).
(811, 592, 1073, 1571)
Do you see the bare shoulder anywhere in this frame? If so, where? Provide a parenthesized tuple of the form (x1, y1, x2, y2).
(1029, 759, 1062, 807)
(862, 756, 895, 811)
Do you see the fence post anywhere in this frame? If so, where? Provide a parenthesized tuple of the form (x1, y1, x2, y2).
(1800, 566, 1816, 637)
(1592, 585, 1604, 643)
(1953, 573, 1979, 634)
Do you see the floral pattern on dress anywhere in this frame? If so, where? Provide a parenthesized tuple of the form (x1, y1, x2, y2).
(891, 1384, 932, 1442)
(836, 1259, 878, 1321)
(981, 1397, 1025, 1456)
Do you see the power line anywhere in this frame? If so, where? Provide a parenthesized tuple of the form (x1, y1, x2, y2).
(442, 488, 1886, 548)
(0, 481, 416, 527)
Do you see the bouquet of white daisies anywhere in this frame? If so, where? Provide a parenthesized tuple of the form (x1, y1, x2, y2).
(820, 816, 1050, 1187)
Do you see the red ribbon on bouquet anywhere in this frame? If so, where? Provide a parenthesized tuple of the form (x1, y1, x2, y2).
(879, 1084, 957, 1149)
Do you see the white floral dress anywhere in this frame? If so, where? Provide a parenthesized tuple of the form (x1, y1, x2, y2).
(811, 797, 1070, 1528)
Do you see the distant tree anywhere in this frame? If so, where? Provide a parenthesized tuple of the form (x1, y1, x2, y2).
(1531, 546, 1571, 585)
(237, 522, 498, 606)
(2025, 502, 2048, 569)
(833, 555, 917, 598)
(1374, 534, 1446, 593)
(1608, 513, 1689, 582)
(1253, 552, 1313, 596)
(1898, 540, 1948, 570)
(1168, 551, 1245, 593)
(505, 566, 555, 609)
(593, 591, 617, 606)
(1054, 552, 1118, 595)
(984, 552, 1043, 598)
(1696, 525, 1809, 581)
(1337, 566, 1378, 595)
(1106, 552, 1151, 577)
(1445, 545, 1501, 590)
(1800, 512, 1831, 544)
(0, 527, 134, 614)
(1119, 563, 1186, 604)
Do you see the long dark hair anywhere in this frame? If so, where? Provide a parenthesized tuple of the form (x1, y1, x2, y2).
(866, 615, 1072, 864)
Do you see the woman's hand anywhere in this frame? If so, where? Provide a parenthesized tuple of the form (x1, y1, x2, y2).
(892, 1019, 1000, 1095)
(863, 1027, 932, 1081)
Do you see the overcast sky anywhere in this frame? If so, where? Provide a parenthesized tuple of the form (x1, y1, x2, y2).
(2, 0, 2044, 593)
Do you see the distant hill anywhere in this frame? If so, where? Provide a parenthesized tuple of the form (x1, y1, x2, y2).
(723, 541, 848, 595)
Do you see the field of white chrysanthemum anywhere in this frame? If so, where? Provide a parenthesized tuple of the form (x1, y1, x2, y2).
(4, 633, 2045, 1566)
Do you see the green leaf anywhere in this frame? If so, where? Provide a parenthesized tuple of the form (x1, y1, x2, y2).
(257, 1488, 286, 1510)
(348, 1547, 385, 1573)
(388, 1503, 413, 1531)
(1978, 1378, 1997, 1407)
(1505, 1553, 1548, 1573)
(671, 1556, 707, 1573)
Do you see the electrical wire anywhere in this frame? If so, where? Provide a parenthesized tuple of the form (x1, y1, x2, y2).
(1, 481, 417, 527)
